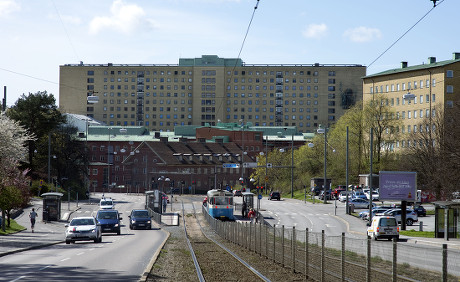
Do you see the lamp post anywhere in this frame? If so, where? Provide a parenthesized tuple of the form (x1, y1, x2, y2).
(317, 126, 328, 204)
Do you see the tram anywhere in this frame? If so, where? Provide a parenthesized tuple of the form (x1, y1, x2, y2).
(206, 189, 234, 220)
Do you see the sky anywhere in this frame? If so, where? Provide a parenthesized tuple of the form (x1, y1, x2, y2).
(0, 0, 457, 107)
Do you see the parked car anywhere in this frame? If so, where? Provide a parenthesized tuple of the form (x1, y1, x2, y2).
(233, 190, 243, 197)
(338, 191, 352, 202)
(382, 208, 418, 226)
(332, 187, 346, 199)
(365, 191, 380, 201)
(352, 191, 367, 200)
(319, 190, 332, 200)
(96, 209, 121, 235)
(413, 205, 427, 217)
(348, 198, 376, 209)
(128, 209, 152, 230)
(367, 215, 399, 241)
(269, 191, 281, 201)
(360, 206, 393, 221)
(65, 216, 102, 244)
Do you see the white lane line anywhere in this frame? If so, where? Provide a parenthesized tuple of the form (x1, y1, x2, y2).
(11, 276, 27, 281)
(39, 265, 52, 271)
(60, 258, 70, 262)
(88, 248, 95, 251)
(76, 252, 85, 256)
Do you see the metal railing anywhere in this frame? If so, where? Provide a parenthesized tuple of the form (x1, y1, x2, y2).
(203, 205, 460, 281)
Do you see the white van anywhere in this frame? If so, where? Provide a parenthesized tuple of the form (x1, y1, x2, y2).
(367, 215, 399, 241)
(99, 197, 114, 210)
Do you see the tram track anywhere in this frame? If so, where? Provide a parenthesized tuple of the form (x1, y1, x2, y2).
(182, 200, 271, 282)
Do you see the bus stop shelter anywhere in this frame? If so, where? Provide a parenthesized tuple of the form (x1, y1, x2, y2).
(432, 201, 460, 240)
(41, 192, 64, 221)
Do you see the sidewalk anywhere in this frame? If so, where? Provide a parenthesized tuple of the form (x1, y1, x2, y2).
(0, 198, 81, 257)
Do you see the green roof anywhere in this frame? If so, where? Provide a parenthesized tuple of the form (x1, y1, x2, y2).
(179, 55, 243, 67)
(364, 57, 460, 79)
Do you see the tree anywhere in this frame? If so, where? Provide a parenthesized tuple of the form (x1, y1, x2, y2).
(0, 113, 33, 231)
(6, 91, 65, 177)
(400, 104, 460, 200)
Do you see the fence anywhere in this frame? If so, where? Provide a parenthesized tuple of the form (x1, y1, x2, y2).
(203, 205, 460, 282)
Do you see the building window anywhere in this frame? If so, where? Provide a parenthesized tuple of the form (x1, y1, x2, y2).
(447, 70, 454, 78)
(447, 85, 454, 93)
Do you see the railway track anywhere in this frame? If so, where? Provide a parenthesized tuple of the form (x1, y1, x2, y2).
(181, 200, 271, 282)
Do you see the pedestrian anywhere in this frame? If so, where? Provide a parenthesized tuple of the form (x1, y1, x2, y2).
(242, 201, 247, 218)
(162, 197, 167, 213)
(248, 208, 256, 223)
(29, 208, 38, 233)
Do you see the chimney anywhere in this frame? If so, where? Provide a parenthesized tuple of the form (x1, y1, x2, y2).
(401, 62, 408, 68)
(428, 57, 436, 64)
(453, 52, 460, 60)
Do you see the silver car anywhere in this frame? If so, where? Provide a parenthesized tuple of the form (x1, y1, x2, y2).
(65, 216, 102, 244)
(348, 198, 376, 209)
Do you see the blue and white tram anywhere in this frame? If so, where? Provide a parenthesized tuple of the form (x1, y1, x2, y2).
(206, 189, 234, 220)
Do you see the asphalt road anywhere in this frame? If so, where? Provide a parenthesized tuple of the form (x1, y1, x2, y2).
(0, 193, 168, 282)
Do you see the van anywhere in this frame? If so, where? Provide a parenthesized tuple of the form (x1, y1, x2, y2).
(367, 215, 399, 241)
(99, 197, 114, 209)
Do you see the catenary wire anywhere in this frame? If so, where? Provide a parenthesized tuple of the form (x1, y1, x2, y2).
(367, 0, 444, 69)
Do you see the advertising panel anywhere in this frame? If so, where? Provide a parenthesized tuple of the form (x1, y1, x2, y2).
(379, 171, 417, 201)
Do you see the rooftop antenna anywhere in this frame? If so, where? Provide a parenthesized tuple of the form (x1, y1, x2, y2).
(431, 0, 438, 7)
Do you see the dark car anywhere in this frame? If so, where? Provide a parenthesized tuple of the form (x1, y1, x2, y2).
(269, 191, 281, 201)
(233, 190, 243, 197)
(413, 205, 427, 217)
(96, 209, 121, 235)
(319, 190, 332, 200)
(129, 209, 152, 230)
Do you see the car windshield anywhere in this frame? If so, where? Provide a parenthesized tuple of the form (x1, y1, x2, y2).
(101, 200, 113, 206)
(133, 210, 149, 218)
(98, 212, 117, 219)
(70, 218, 94, 226)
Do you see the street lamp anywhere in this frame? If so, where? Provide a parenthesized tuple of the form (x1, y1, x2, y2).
(317, 126, 329, 204)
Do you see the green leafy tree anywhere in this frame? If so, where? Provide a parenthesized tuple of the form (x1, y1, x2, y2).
(6, 91, 65, 177)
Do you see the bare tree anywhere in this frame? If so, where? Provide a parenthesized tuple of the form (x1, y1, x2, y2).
(401, 104, 460, 200)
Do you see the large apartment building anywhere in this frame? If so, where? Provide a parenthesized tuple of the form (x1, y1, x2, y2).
(59, 55, 365, 132)
(362, 52, 460, 149)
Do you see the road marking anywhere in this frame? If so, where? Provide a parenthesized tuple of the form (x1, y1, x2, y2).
(39, 265, 51, 271)
(60, 258, 70, 262)
(76, 252, 85, 256)
(88, 248, 95, 251)
(10, 276, 26, 282)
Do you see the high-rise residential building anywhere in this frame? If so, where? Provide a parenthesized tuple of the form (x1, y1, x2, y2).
(60, 55, 365, 132)
(362, 52, 460, 150)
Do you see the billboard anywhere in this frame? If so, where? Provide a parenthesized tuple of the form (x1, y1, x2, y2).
(379, 171, 417, 201)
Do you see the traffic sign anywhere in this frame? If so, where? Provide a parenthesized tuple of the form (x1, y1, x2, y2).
(243, 162, 258, 168)
(258, 194, 262, 200)
(223, 163, 240, 168)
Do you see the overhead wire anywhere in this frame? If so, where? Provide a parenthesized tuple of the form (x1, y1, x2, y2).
(215, 0, 261, 122)
(51, 0, 80, 62)
(368, 0, 444, 69)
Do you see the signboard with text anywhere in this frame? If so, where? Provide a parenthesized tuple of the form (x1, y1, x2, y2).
(379, 171, 417, 201)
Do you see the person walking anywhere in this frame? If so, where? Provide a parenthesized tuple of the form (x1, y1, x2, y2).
(242, 201, 247, 218)
(29, 208, 38, 233)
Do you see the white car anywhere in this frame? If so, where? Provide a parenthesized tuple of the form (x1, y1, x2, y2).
(382, 208, 418, 226)
(99, 197, 114, 209)
(65, 216, 102, 244)
(338, 191, 352, 202)
(365, 191, 380, 201)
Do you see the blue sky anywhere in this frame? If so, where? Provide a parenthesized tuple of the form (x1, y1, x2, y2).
(0, 0, 456, 106)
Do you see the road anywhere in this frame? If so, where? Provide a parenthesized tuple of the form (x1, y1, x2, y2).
(0, 193, 168, 282)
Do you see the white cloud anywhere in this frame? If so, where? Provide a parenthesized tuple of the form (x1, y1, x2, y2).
(302, 23, 327, 39)
(343, 26, 382, 43)
(0, 0, 20, 18)
(89, 0, 146, 34)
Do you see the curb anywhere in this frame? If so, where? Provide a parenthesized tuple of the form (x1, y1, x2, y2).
(139, 223, 170, 282)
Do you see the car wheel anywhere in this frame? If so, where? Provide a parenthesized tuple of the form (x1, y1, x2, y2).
(117, 229, 121, 235)
(129, 225, 133, 230)
(407, 219, 414, 226)
(66, 240, 70, 244)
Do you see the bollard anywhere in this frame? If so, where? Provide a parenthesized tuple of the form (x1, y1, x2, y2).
(419, 221, 423, 232)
